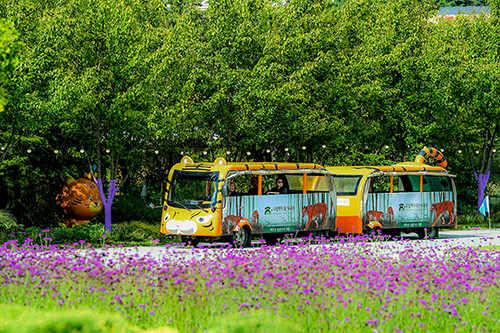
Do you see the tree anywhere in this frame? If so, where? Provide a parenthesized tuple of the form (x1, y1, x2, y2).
(0, 17, 23, 164)
(426, 4, 500, 212)
(5, 0, 172, 231)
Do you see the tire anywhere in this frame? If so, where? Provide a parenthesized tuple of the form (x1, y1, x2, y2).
(386, 229, 401, 239)
(416, 228, 426, 239)
(231, 227, 251, 248)
(427, 227, 439, 239)
(181, 235, 200, 247)
(367, 227, 382, 237)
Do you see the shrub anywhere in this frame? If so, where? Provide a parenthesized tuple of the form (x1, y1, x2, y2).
(0, 210, 23, 231)
(206, 310, 303, 333)
(0, 304, 137, 333)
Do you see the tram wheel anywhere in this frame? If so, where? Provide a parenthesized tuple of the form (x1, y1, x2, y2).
(416, 228, 426, 239)
(368, 227, 382, 237)
(427, 227, 439, 239)
(181, 235, 200, 247)
(231, 227, 251, 248)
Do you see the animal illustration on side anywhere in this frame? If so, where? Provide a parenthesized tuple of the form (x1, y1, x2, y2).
(251, 210, 260, 230)
(163, 210, 214, 235)
(224, 215, 246, 234)
(431, 201, 454, 226)
(366, 210, 384, 223)
(386, 207, 394, 223)
(302, 203, 328, 230)
(56, 177, 103, 228)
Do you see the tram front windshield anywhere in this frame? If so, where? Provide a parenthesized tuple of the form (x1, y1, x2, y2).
(168, 171, 219, 209)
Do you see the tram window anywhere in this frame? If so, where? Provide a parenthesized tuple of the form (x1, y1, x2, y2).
(370, 176, 391, 193)
(225, 173, 256, 195)
(423, 176, 452, 192)
(397, 175, 419, 192)
(262, 175, 278, 193)
(333, 176, 362, 195)
(306, 175, 329, 192)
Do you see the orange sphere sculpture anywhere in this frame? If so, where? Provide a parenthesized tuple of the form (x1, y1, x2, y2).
(56, 177, 103, 227)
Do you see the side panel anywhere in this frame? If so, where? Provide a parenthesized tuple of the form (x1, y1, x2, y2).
(223, 193, 335, 235)
(336, 196, 363, 234)
(364, 191, 456, 229)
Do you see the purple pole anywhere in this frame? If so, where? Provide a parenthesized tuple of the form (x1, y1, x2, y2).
(474, 171, 490, 212)
(96, 179, 119, 232)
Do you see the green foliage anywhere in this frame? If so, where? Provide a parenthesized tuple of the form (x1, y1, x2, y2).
(112, 185, 162, 224)
(0, 221, 173, 246)
(103, 221, 173, 245)
(0, 18, 22, 112)
(0, 0, 499, 227)
(0, 304, 137, 333)
(0, 210, 22, 231)
(206, 310, 303, 333)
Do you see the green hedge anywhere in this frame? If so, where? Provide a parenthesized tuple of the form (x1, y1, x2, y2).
(0, 304, 138, 333)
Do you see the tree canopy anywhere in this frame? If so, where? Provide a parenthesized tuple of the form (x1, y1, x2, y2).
(0, 0, 498, 227)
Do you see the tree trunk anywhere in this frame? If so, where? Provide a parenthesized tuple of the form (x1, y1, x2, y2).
(96, 179, 118, 232)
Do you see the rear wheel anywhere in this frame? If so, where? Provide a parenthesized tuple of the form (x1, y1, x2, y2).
(427, 227, 439, 239)
(181, 235, 200, 247)
(416, 228, 426, 239)
(386, 229, 401, 239)
(367, 227, 382, 237)
(231, 227, 251, 248)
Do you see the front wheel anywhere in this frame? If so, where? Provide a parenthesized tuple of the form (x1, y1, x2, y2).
(231, 227, 251, 248)
(181, 235, 200, 247)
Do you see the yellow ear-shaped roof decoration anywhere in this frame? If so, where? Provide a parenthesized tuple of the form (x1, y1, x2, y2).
(181, 156, 194, 164)
(213, 157, 227, 165)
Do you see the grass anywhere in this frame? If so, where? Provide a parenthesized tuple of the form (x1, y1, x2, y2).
(1, 234, 499, 332)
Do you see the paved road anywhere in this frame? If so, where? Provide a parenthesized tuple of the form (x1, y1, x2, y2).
(102, 228, 500, 259)
(410, 228, 500, 247)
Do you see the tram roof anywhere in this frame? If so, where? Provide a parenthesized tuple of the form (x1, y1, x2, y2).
(326, 162, 455, 177)
(171, 156, 327, 174)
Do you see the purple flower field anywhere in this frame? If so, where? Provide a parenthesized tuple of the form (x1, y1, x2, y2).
(1, 235, 499, 332)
